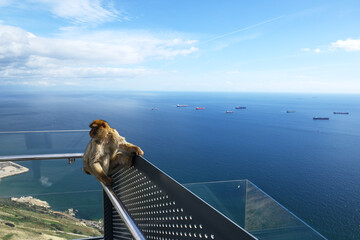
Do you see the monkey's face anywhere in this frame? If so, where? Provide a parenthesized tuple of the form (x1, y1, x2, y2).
(89, 124, 99, 138)
(89, 120, 108, 140)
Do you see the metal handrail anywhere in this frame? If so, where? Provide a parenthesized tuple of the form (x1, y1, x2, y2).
(0, 153, 84, 163)
(102, 183, 146, 240)
(0, 153, 146, 240)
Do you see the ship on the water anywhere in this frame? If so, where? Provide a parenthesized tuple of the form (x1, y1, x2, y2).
(176, 104, 188, 107)
(195, 107, 205, 110)
(286, 110, 296, 113)
(333, 112, 349, 114)
(235, 106, 246, 109)
(226, 111, 234, 113)
(313, 117, 330, 120)
(152, 107, 158, 110)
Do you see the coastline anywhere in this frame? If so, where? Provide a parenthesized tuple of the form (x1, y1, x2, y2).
(0, 162, 29, 180)
(0, 196, 103, 239)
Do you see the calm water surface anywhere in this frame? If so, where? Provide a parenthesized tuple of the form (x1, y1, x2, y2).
(0, 91, 359, 240)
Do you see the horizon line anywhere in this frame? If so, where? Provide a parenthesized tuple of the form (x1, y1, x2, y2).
(2, 89, 360, 95)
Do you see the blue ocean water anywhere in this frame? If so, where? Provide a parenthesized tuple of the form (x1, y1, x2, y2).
(0, 91, 359, 239)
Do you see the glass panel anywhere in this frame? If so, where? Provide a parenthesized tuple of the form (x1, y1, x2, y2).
(0, 130, 89, 155)
(185, 180, 327, 240)
(0, 131, 103, 239)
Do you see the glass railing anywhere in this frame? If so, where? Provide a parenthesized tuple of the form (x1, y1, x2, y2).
(0, 158, 104, 239)
(0, 131, 327, 239)
(184, 180, 327, 240)
(0, 130, 89, 156)
(0, 130, 103, 239)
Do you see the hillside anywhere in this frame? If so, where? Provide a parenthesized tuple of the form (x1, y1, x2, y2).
(0, 198, 103, 240)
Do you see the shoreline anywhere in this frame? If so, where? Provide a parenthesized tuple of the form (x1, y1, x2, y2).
(0, 161, 29, 180)
(10, 196, 104, 232)
(0, 196, 103, 239)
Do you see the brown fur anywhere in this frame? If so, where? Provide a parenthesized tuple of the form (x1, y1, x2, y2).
(83, 119, 144, 186)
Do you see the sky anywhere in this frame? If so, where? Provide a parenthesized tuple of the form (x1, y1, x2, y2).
(0, 0, 360, 93)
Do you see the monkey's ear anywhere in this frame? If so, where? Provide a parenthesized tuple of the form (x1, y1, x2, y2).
(101, 122, 107, 128)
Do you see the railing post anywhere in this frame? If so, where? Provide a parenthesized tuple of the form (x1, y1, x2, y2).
(103, 190, 114, 240)
(101, 183, 146, 240)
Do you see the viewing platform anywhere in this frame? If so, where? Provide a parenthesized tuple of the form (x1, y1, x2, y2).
(0, 130, 327, 240)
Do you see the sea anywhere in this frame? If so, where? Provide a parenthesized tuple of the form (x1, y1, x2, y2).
(0, 91, 359, 240)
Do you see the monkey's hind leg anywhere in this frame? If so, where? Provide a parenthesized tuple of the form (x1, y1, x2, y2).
(91, 162, 114, 186)
(108, 152, 134, 175)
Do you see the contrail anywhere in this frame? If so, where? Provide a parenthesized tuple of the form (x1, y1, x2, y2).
(201, 15, 284, 44)
(158, 15, 284, 69)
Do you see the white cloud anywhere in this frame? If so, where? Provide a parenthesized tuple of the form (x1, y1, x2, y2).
(0, 23, 198, 86)
(330, 38, 360, 51)
(21, 80, 56, 86)
(0, 24, 32, 67)
(30, 0, 119, 25)
(2, 63, 156, 78)
(301, 38, 360, 54)
(0, 25, 198, 66)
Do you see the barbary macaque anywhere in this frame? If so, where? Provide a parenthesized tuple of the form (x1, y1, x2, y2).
(83, 119, 144, 186)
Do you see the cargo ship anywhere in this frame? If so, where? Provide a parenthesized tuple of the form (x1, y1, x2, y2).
(176, 104, 188, 107)
(226, 111, 234, 113)
(235, 106, 246, 109)
(196, 107, 205, 110)
(333, 112, 349, 114)
(313, 117, 330, 120)
(152, 107, 158, 110)
(286, 110, 296, 113)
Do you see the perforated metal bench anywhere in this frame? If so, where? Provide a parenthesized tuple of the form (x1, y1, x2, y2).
(102, 156, 257, 240)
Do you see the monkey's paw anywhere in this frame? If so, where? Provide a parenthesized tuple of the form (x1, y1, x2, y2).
(134, 147, 144, 156)
(103, 177, 114, 187)
(82, 168, 91, 175)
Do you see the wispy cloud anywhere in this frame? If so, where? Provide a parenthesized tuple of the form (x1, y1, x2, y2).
(299, 47, 323, 54)
(31, 0, 120, 25)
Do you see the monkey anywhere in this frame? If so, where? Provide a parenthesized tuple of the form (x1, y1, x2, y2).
(83, 119, 144, 186)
